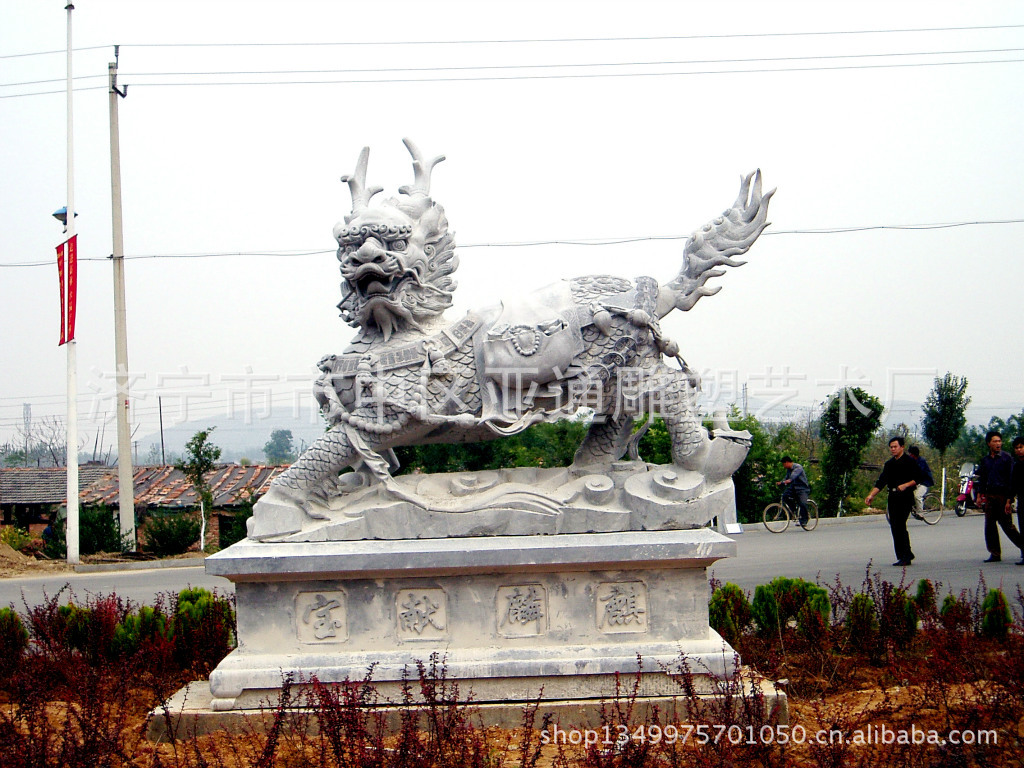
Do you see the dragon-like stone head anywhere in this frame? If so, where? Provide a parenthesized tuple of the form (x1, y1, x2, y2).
(333, 139, 458, 341)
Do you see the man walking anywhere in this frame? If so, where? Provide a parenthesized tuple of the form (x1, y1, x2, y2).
(778, 456, 811, 528)
(908, 445, 934, 518)
(865, 436, 919, 567)
(1012, 436, 1024, 564)
(975, 430, 1024, 564)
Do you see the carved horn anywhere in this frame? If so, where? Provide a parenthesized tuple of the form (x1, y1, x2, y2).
(340, 146, 383, 212)
(399, 137, 445, 196)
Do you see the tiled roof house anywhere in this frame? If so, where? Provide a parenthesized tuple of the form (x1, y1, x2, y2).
(0, 464, 285, 524)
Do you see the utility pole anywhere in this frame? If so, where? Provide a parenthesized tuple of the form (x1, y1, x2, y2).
(108, 46, 135, 550)
(22, 404, 30, 467)
(158, 396, 166, 464)
(63, 2, 80, 565)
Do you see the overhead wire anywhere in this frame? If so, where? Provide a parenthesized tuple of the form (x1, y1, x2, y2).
(2, 219, 1023, 269)
(3, 27, 1024, 96)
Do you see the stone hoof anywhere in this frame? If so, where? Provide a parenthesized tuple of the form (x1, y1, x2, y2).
(702, 433, 752, 482)
(248, 488, 307, 540)
(676, 432, 751, 482)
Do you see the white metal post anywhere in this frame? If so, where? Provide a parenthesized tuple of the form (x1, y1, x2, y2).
(64, 2, 79, 564)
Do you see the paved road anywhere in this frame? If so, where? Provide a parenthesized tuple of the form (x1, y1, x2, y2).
(0, 562, 232, 609)
(1, 511, 1021, 608)
(712, 511, 1024, 599)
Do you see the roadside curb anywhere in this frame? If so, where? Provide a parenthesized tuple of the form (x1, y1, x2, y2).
(738, 513, 886, 532)
(74, 556, 207, 573)
(733, 511, 927, 534)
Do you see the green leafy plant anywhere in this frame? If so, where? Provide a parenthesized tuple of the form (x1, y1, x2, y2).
(111, 604, 170, 657)
(877, 586, 918, 643)
(170, 587, 236, 673)
(940, 593, 973, 633)
(0, 607, 29, 679)
(709, 583, 752, 644)
(914, 578, 937, 615)
(79, 505, 130, 554)
(751, 576, 831, 638)
(844, 593, 879, 643)
(980, 588, 1012, 639)
(142, 512, 200, 557)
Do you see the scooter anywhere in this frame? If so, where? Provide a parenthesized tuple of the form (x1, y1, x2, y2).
(955, 462, 980, 517)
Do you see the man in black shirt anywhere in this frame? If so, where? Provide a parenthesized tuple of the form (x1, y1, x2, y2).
(865, 435, 920, 567)
(1012, 437, 1024, 565)
(977, 430, 1024, 563)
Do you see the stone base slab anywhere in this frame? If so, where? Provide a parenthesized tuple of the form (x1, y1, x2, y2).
(147, 675, 788, 742)
(205, 530, 738, 713)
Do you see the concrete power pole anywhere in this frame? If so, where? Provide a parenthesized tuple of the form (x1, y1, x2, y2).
(109, 48, 135, 550)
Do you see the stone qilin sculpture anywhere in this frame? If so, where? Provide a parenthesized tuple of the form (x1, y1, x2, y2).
(250, 140, 773, 541)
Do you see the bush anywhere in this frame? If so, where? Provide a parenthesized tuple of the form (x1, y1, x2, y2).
(41, 518, 66, 559)
(218, 508, 252, 549)
(940, 593, 973, 633)
(143, 511, 201, 557)
(751, 576, 831, 638)
(0, 607, 29, 679)
(709, 583, 752, 644)
(981, 588, 1012, 639)
(914, 578, 937, 615)
(878, 587, 918, 643)
(844, 593, 879, 644)
(170, 587, 235, 673)
(79, 505, 130, 554)
(112, 604, 170, 658)
(796, 590, 831, 643)
(52, 594, 128, 664)
(37, 507, 130, 559)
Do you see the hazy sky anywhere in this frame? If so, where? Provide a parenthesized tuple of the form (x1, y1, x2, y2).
(2, 1, 1023, 456)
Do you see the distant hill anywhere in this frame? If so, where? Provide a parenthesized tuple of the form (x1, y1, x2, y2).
(134, 414, 327, 465)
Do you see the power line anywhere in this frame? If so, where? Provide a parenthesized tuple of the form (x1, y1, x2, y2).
(62, 23, 1024, 49)
(9, 54, 1024, 99)
(80, 46, 1024, 80)
(88, 56, 1024, 89)
(5, 43, 1024, 97)
(2, 218, 1023, 269)
(7, 24, 1006, 62)
(0, 44, 110, 60)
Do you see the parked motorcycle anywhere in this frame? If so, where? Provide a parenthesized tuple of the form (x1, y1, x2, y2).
(955, 461, 979, 517)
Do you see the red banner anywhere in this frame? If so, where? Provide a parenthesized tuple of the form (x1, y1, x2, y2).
(56, 235, 77, 345)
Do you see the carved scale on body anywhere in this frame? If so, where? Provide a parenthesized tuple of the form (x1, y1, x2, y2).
(257, 139, 774, 525)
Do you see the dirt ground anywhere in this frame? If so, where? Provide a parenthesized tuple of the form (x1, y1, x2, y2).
(0, 542, 70, 578)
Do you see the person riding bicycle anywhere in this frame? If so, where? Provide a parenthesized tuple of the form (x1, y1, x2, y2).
(908, 445, 934, 518)
(778, 456, 811, 528)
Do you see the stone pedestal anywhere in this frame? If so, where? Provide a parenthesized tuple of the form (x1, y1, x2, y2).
(203, 529, 739, 711)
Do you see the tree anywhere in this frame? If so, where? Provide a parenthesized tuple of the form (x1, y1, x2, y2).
(177, 428, 222, 551)
(728, 413, 786, 524)
(982, 408, 1024, 441)
(263, 429, 297, 465)
(819, 387, 883, 515)
(921, 373, 970, 496)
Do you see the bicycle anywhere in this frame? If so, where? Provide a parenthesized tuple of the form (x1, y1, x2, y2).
(884, 492, 943, 525)
(762, 495, 819, 533)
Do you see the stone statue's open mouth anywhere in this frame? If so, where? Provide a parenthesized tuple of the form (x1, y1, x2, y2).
(352, 263, 404, 299)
